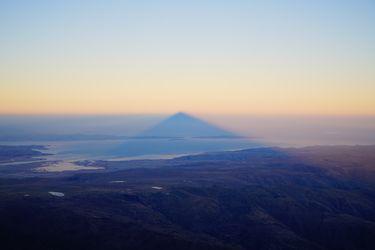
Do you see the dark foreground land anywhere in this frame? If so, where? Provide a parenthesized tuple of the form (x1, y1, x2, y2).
(0, 145, 375, 250)
(0, 145, 47, 163)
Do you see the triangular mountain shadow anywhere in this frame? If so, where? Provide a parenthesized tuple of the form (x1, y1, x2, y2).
(138, 112, 240, 138)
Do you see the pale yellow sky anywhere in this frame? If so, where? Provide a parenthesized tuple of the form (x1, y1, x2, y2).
(1, 67, 374, 115)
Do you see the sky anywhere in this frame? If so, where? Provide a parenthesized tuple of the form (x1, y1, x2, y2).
(1, 0, 374, 115)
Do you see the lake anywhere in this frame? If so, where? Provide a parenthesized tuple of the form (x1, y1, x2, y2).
(0, 137, 261, 162)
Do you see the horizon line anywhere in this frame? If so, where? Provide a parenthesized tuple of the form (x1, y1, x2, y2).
(1, 112, 375, 117)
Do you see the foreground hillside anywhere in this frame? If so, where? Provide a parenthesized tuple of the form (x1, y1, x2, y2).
(0, 145, 375, 250)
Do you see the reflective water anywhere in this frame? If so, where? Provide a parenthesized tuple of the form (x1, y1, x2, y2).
(0, 138, 260, 163)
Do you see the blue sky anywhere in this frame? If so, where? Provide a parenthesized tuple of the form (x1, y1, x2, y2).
(1, 0, 374, 114)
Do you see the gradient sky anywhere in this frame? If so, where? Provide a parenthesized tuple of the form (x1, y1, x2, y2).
(1, 0, 374, 115)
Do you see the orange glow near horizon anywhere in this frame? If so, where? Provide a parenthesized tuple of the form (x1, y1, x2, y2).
(1, 1, 374, 116)
(1, 67, 374, 116)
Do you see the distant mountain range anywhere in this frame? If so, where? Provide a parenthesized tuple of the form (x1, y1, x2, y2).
(139, 112, 240, 138)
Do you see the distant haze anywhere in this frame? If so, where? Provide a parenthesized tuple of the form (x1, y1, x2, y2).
(1, 114, 374, 147)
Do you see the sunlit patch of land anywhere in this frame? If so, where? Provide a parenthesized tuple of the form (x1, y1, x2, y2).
(35, 161, 104, 172)
(48, 191, 65, 197)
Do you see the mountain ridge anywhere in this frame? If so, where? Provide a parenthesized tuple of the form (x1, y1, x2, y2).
(138, 112, 238, 138)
